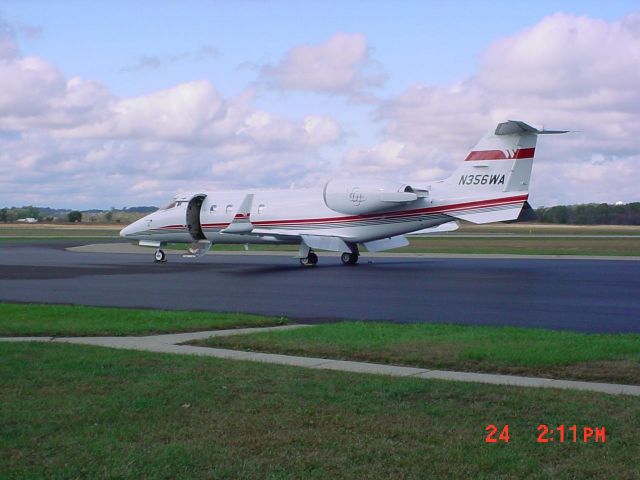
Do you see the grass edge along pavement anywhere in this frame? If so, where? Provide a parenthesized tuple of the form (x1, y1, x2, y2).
(198, 321, 640, 386)
(157, 236, 640, 256)
(3, 222, 640, 256)
(1, 341, 639, 479)
(0, 303, 289, 337)
(2, 303, 639, 386)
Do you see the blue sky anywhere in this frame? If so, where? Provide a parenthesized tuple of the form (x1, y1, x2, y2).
(1, 1, 639, 208)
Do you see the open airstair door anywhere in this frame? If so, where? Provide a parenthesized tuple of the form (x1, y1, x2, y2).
(184, 194, 211, 258)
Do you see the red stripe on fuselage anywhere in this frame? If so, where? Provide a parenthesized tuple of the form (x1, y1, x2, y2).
(195, 194, 528, 229)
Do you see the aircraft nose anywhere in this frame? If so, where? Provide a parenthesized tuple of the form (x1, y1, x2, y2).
(119, 223, 133, 238)
(120, 219, 142, 238)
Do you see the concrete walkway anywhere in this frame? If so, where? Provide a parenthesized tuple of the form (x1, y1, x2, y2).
(3, 325, 640, 397)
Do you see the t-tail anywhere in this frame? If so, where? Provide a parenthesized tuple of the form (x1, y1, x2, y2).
(439, 120, 567, 224)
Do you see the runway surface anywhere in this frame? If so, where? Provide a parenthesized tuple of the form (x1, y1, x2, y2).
(1, 241, 639, 333)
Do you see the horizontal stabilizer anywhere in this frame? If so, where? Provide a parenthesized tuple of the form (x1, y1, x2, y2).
(221, 194, 254, 234)
(495, 120, 569, 136)
(363, 235, 409, 252)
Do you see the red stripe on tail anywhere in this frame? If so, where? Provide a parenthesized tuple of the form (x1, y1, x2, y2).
(465, 148, 535, 161)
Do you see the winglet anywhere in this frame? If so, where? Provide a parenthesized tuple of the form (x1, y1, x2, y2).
(221, 194, 254, 234)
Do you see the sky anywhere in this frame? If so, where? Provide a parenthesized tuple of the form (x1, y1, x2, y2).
(1, 0, 639, 209)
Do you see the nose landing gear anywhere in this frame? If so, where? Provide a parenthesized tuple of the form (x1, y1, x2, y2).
(154, 248, 167, 263)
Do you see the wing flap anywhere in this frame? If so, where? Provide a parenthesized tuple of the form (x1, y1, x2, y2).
(363, 235, 409, 252)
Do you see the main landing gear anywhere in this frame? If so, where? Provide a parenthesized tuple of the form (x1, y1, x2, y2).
(299, 250, 360, 267)
(340, 252, 359, 265)
(154, 248, 167, 263)
(299, 251, 318, 267)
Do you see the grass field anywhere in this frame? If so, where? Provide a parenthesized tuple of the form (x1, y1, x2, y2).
(0, 303, 288, 336)
(1, 341, 639, 479)
(398, 236, 640, 256)
(0, 224, 121, 237)
(2, 223, 640, 255)
(199, 322, 640, 385)
(3, 303, 638, 385)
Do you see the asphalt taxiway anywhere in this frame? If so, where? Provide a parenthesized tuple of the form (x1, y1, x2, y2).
(1, 241, 639, 333)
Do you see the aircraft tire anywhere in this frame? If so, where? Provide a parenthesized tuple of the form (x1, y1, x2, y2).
(341, 252, 359, 265)
(154, 249, 167, 263)
(300, 252, 318, 267)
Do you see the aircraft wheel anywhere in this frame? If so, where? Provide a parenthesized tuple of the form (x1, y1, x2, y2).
(154, 249, 167, 263)
(341, 252, 359, 265)
(300, 251, 318, 267)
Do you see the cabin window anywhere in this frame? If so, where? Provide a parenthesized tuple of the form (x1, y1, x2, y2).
(258, 204, 265, 214)
(210, 204, 217, 214)
(225, 204, 233, 214)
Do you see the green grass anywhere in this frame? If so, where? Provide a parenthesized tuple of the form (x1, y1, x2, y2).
(3, 223, 640, 255)
(199, 322, 640, 385)
(0, 227, 120, 237)
(0, 303, 288, 336)
(162, 236, 640, 256)
(0, 236, 120, 243)
(1, 342, 638, 479)
(394, 236, 640, 256)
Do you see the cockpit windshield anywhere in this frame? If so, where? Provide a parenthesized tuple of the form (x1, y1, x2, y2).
(160, 200, 177, 210)
(160, 199, 187, 210)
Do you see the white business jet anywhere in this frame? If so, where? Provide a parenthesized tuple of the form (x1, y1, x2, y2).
(120, 120, 565, 266)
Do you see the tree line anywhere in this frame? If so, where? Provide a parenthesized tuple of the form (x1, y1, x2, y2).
(2, 203, 640, 225)
(0, 206, 83, 223)
(0, 206, 157, 224)
(534, 203, 640, 225)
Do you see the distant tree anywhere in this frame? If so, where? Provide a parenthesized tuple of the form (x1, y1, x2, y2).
(541, 205, 569, 224)
(24, 205, 40, 219)
(105, 211, 113, 222)
(67, 211, 82, 223)
(0, 208, 7, 223)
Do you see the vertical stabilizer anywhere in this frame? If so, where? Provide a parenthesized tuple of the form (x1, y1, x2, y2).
(440, 120, 566, 223)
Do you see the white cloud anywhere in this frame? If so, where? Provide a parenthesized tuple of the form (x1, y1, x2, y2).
(2, 12, 640, 209)
(0, 20, 344, 208)
(261, 32, 386, 102)
(350, 11, 640, 205)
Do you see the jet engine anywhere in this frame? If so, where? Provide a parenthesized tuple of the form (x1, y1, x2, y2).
(323, 179, 420, 215)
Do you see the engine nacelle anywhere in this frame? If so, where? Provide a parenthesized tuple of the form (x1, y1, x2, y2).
(323, 179, 419, 215)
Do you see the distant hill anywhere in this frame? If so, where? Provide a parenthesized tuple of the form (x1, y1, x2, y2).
(123, 206, 158, 213)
